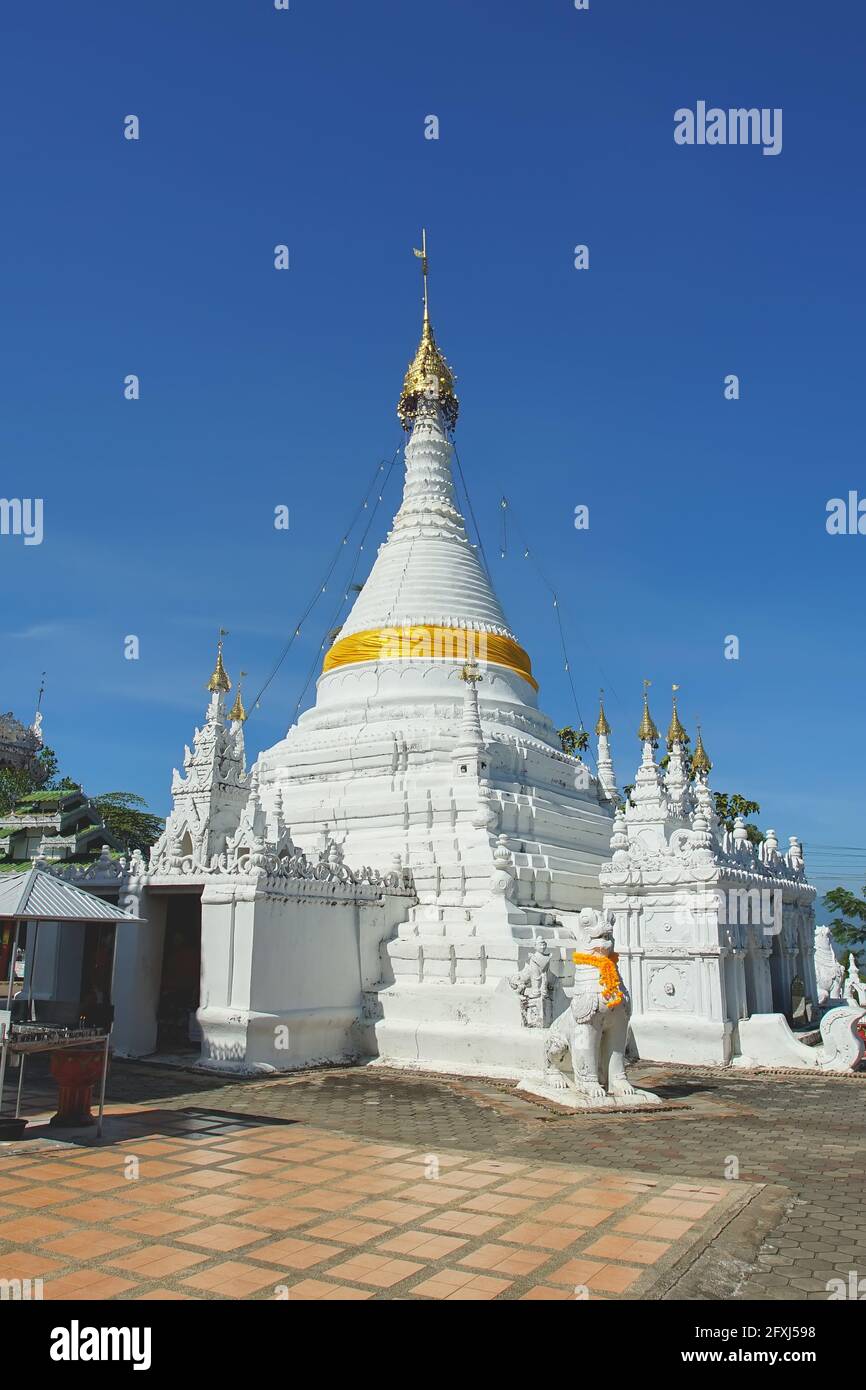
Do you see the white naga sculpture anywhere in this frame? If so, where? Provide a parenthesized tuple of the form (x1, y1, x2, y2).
(814, 925, 845, 1006)
(816, 1004, 866, 1071)
(518, 909, 660, 1109)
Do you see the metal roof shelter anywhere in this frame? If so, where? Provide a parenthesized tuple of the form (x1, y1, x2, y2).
(0, 866, 142, 924)
(0, 866, 143, 1137)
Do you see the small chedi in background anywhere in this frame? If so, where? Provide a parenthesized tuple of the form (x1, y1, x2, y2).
(0, 692, 159, 878)
(0, 707, 46, 783)
(0, 788, 124, 867)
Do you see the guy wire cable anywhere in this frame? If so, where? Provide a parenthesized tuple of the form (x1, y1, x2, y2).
(291, 451, 402, 719)
(450, 433, 492, 580)
(248, 443, 403, 719)
(499, 494, 593, 757)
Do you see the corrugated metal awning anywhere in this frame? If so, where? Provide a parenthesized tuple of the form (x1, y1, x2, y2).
(0, 867, 142, 923)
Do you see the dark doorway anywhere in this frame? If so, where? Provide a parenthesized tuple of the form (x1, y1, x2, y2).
(769, 935, 785, 1013)
(743, 950, 757, 1017)
(156, 895, 202, 1053)
(77, 921, 117, 1029)
(0, 922, 16, 990)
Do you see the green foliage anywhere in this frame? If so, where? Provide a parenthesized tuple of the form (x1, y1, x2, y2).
(824, 884, 866, 966)
(713, 791, 764, 845)
(0, 745, 60, 815)
(92, 792, 163, 855)
(0, 745, 160, 859)
(621, 783, 764, 841)
(558, 725, 588, 757)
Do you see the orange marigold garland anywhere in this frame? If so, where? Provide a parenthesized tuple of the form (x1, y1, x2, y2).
(572, 951, 624, 1009)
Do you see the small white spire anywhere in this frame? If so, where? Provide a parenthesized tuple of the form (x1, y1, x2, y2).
(453, 660, 484, 758)
(595, 692, 618, 804)
(664, 741, 689, 817)
(452, 660, 488, 779)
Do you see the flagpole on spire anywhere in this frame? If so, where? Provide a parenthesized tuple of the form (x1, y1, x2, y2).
(414, 229, 429, 322)
(400, 230, 459, 432)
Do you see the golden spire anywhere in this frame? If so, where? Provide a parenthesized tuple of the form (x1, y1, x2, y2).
(397, 230, 459, 433)
(228, 670, 248, 723)
(595, 690, 611, 737)
(637, 679, 659, 743)
(691, 724, 712, 777)
(667, 684, 688, 746)
(206, 630, 232, 694)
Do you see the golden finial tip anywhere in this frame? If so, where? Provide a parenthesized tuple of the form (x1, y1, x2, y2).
(691, 725, 712, 776)
(667, 688, 688, 746)
(595, 692, 611, 737)
(207, 635, 231, 694)
(228, 670, 248, 723)
(637, 686, 659, 743)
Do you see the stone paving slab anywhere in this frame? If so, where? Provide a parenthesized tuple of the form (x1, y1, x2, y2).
(0, 1105, 758, 1301)
(2, 1058, 864, 1300)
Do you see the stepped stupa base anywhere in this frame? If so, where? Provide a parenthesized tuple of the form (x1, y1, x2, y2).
(371, 917, 578, 1077)
(371, 984, 549, 1079)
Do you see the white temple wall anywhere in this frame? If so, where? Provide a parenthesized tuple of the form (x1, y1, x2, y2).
(195, 878, 413, 1072)
(607, 890, 735, 1065)
(111, 888, 168, 1057)
(603, 872, 817, 1067)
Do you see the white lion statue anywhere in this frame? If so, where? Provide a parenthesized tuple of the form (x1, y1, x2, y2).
(814, 925, 845, 1007)
(539, 909, 660, 1108)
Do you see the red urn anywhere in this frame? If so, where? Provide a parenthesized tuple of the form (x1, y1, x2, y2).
(49, 1047, 107, 1128)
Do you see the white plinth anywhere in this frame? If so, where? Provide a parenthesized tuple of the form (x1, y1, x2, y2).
(629, 1012, 735, 1067)
(514, 1079, 662, 1110)
(373, 980, 551, 1079)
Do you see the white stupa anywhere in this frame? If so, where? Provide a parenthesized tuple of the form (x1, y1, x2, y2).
(254, 236, 616, 1073)
(43, 241, 837, 1080)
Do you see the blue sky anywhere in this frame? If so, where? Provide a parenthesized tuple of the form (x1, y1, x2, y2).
(2, 1, 864, 894)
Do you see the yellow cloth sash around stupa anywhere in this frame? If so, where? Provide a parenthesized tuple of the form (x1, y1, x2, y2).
(322, 624, 537, 691)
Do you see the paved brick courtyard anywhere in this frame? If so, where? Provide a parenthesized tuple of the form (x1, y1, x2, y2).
(1, 1059, 864, 1300)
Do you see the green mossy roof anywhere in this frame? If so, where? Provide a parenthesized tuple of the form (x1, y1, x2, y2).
(0, 850, 124, 874)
